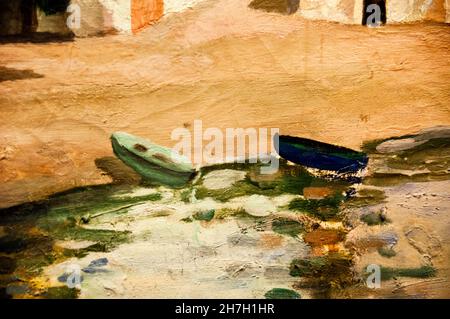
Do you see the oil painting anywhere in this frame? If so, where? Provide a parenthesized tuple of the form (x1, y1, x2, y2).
(0, 0, 449, 300)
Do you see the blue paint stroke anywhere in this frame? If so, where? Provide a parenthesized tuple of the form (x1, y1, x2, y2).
(274, 134, 368, 173)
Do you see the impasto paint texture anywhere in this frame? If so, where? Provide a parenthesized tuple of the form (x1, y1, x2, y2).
(0, 0, 449, 300)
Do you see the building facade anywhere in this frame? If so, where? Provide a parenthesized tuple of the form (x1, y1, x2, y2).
(298, 0, 450, 24)
(0, 0, 203, 36)
(1, 0, 449, 37)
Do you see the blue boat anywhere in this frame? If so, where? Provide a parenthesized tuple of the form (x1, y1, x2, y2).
(274, 134, 368, 173)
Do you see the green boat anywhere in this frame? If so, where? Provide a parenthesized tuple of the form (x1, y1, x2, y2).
(111, 132, 195, 188)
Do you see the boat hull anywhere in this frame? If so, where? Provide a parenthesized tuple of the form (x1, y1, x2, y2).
(111, 132, 195, 188)
(275, 134, 368, 173)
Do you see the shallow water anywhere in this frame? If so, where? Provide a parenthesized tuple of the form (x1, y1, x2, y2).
(1, 135, 449, 299)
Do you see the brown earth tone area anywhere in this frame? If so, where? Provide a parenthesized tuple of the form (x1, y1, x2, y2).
(131, 0, 164, 34)
(1, 0, 449, 209)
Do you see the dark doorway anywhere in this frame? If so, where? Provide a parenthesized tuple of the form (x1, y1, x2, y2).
(0, 0, 74, 40)
(362, 0, 386, 26)
(21, 0, 38, 34)
(21, 1, 70, 33)
(36, 0, 71, 15)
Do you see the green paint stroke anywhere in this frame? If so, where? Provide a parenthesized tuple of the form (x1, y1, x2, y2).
(214, 207, 248, 219)
(0, 184, 164, 289)
(288, 194, 344, 221)
(42, 286, 79, 299)
(290, 253, 354, 290)
(345, 188, 386, 208)
(360, 211, 390, 226)
(272, 218, 304, 237)
(379, 266, 436, 281)
(193, 209, 215, 222)
(377, 247, 396, 258)
(195, 160, 350, 203)
(36, 189, 162, 249)
(264, 288, 300, 299)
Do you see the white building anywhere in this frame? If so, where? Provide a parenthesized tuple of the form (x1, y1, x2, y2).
(297, 0, 450, 24)
(1, 0, 449, 37)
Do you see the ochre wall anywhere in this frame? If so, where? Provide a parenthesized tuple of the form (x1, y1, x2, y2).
(424, 0, 446, 21)
(131, 0, 163, 34)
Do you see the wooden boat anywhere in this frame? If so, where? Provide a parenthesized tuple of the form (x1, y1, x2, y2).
(111, 132, 195, 188)
(274, 134, 368, 174)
